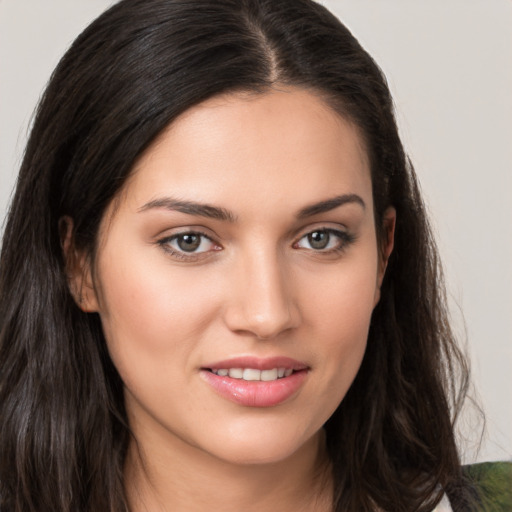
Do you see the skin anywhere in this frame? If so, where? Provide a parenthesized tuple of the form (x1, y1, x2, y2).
(70, 87, 395, 511)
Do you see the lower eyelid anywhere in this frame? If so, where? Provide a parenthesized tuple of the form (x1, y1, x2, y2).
(158, 228, 354, 260)
(158, 231, 214, 251)
(295, 228, 352, 248)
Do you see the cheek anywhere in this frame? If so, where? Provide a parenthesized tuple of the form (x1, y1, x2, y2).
(93, 247, 226, 397)
(300, 250, 379, 395)
(313, 293, 371, 389)
(96, 248, 219, 340)
(303, 249, 379, 334)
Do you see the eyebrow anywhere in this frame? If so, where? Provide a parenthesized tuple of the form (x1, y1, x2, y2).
(138, 193, 365, 222)
(297, 194, 365, 218)
(138, 198, 236, 222)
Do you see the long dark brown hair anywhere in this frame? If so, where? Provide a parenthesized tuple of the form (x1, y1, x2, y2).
(0, 0, 475, 510)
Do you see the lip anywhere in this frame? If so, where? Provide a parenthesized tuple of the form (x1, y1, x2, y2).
(203, 356, 308, 372)
(200, 356, 309, 407)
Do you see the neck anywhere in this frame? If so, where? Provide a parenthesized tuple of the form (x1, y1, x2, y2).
(125, 429, 332, 512)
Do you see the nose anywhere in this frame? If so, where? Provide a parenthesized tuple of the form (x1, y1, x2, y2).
(223, 248, 300, 339)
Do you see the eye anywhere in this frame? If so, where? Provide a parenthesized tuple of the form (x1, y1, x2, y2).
(294, 228, 353, 252)
(159, 231, 220, 258)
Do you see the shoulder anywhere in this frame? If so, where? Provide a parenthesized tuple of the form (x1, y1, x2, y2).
(463, 461, 512, 511)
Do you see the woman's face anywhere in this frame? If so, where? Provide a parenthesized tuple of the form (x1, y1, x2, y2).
(79, 88, 393, 465)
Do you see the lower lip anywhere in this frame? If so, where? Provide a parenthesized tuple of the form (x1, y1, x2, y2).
(200, 370, 308, 407)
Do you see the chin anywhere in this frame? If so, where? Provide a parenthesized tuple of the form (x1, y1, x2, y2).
(200, 420, 321, 467)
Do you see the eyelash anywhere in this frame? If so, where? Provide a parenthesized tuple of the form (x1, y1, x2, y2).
(157, 228, 355, 261)
(294, 228, 355, 255)
(158, 230, 220, 262)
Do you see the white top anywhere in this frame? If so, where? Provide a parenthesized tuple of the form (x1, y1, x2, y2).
(433, 494, 453, 511)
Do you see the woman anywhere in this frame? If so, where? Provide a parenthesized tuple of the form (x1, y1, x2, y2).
(0, 0, 503, 510)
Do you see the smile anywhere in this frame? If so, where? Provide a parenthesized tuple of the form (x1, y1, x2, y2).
(209, 368, 294, 381)
(201, 357, 309, 407)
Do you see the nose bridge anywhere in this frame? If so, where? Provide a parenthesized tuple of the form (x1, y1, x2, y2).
(226, 244, 299, 339)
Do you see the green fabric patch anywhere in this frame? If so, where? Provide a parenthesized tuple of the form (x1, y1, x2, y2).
(464, 462, 512, 511)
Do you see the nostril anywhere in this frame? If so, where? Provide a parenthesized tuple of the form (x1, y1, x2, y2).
(222, 270, 301, 338)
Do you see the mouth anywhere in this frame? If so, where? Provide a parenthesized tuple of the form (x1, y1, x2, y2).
(207, 367, 295, 381)
(200, 357, 309, 407)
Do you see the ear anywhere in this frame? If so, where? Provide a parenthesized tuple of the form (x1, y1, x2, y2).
(59, 216, 99, 312)
(374, 206, 396, 306)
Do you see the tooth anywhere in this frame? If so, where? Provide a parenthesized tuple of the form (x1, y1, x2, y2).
(217, 369, 229, 376)
(261, 368, 278, 381)
(284, 369, 293, 377)
(277, 368, 285, 378)
(242, 368, 261, 381)
(228, 368, 243, 379)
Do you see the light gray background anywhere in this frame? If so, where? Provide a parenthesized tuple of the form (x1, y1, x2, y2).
(1, 0, 510, 463)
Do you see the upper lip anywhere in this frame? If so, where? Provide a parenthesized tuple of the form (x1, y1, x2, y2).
(202, 356, 309, 371)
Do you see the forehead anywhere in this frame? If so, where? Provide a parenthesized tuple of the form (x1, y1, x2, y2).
(115, 87, 372, 220)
